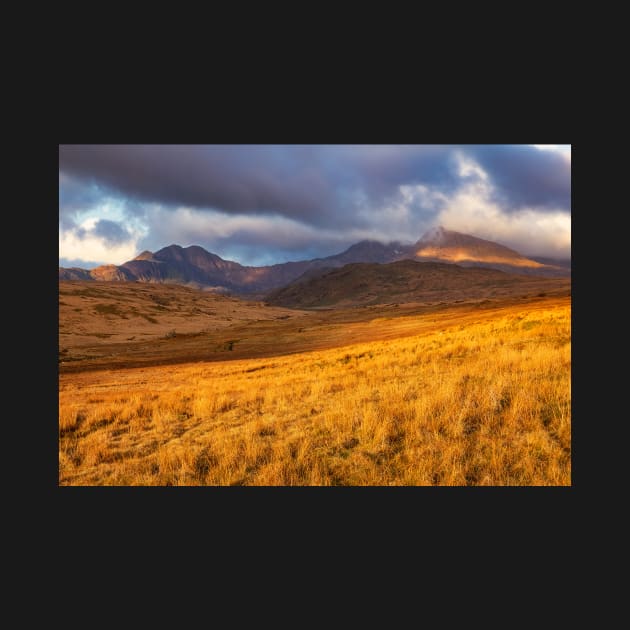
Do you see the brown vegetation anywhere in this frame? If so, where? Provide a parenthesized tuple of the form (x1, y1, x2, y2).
(58, 280, 304, 365)
(59, 295, 571, 486)
(266, 259, 570, 308)
(59, 278, 570, 373)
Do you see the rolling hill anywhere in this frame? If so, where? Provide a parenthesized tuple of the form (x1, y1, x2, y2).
(266, 259, 571, 308)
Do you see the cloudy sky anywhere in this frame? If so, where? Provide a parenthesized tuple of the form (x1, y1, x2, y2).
(59, 144, 571, 268)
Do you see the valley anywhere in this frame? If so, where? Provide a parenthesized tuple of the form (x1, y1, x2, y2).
(59, 273, 569, 373)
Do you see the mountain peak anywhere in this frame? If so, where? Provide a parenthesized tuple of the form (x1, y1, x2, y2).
(420, 225, 448, 244)
(413, 227, 553, 271)
(159, 244, 184, 252)
(334, 239, 402, 265)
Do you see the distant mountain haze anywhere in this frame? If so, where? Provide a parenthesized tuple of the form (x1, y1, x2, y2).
(59, 227, 570, 293)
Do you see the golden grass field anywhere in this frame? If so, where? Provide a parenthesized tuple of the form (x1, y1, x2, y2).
(59, 294, 571, 486)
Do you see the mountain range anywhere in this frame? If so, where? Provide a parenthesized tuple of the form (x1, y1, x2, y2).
(59, 226, 570, 294)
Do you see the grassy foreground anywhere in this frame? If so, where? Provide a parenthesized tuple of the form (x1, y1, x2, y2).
(59, 298, 570, 485)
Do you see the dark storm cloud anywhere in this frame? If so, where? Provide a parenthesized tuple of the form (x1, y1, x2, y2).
(59, 173, 101, 212)
(468, 145, 571, 210)
(344, 145, 456, 195)
(59, 145, 570, 230)
(59, 171, 148, 225)
(60, 145, 344, 226)
(92, 219, 132, 246)
(58, 174, 104, 231)
(59, 145, 470, 228)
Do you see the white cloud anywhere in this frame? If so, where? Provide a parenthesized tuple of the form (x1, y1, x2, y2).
(59, 195, 151, 265)
(351, 184, 447, 244)
(59, 229, 140, 266)
(144, 206, 329, 245)
(435, 178, 571, 258)
(454, 150, 489, 180)
(79, 216, 98, 231)
(140, 206, 354, 264)
(532, 144, 571, 164)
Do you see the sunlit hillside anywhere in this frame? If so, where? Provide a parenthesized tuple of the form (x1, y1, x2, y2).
(59, 297, 570, 486)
